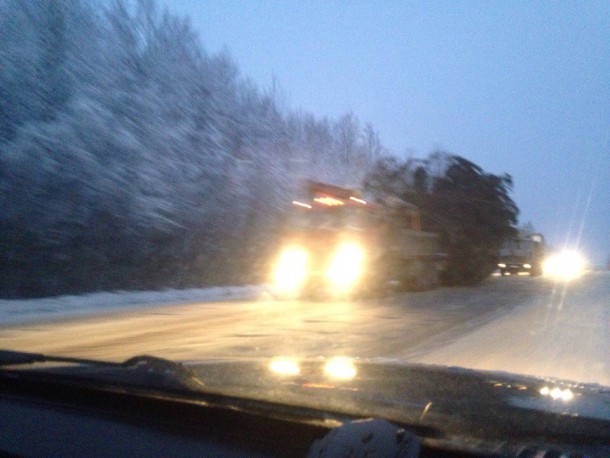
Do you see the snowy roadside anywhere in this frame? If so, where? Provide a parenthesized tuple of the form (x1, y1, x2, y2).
(0, 285, 268, 327)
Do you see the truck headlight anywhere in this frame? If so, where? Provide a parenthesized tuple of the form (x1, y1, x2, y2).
(327, 243, 364, 291)
(273, 247, 307, 292)
(497, 263, 506, 268)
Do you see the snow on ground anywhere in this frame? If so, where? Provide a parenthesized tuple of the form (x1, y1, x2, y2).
(412, 273, 610, 386)
(2, 274, 607, 388)
(0, 285, 267, 327)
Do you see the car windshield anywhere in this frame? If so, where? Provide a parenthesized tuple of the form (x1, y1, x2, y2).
(0, 0, 608, 428)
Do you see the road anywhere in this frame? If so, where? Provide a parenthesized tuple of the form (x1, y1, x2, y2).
(1, 272, 608, 386)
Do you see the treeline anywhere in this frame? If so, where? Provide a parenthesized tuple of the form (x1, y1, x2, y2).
(1, 1, 520, 298)
(0, 0, 384, 298)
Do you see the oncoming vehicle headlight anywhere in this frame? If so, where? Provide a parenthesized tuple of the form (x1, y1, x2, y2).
(273, 247, 307, 292)
(327, 242, 364, 291)
(542, 250, 585, 281)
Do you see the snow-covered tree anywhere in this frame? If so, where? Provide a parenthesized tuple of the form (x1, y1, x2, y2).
(0, 0, 387, 297)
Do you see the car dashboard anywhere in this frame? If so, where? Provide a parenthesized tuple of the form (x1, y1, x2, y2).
(1, 366, 607, 458)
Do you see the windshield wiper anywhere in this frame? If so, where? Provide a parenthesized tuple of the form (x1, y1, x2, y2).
(0, 349, 121, 368)
(120, 354, 206, 390)
(0, 349, 205, 391)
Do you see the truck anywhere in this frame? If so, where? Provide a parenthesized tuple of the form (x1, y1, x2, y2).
(270, 180, 445, 298)
(497, 231, 544, 276)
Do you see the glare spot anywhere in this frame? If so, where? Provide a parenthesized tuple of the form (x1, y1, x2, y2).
(349, 196, 367, 205)
(324, 357, 357, 380)
(542, 250, 586, 281)
(314, 196, 344, 206)
(269, 358, 300, 376)
(539, 386, 573, 401)
(292, 200, 312, 209)
(327, 243, 365, 291)
(273, 247, 307, 293)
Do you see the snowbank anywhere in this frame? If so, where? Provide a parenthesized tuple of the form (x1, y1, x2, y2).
(0, 285, 267, 327)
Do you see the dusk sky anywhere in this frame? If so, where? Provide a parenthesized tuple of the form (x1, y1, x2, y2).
(163, 1, 609, 265)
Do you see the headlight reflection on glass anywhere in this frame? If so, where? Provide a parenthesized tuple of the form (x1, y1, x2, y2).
(269, 358, 301, 376)
(273, 247, 307, 292)
(539, 386, 574, 401)
(327, 243, 364, 291)
(324, 357, 357, 380)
